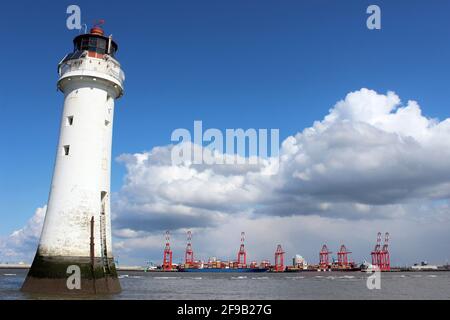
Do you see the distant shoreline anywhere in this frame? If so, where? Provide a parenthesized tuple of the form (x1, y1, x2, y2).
(0, 264, 29, 269)
(0, 264, 147, 271)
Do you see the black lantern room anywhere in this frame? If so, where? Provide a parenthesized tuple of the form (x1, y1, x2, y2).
(72, 26, 118, 59)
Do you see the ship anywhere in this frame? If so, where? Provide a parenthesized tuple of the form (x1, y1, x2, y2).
(179, 267, 268, 273)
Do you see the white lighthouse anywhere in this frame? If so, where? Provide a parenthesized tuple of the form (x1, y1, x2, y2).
(22, 24, 124, 294)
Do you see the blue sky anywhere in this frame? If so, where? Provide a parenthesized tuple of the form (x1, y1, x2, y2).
(1, 1, 450, 265)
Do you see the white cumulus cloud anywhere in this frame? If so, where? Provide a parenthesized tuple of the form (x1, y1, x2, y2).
(0, 205, 46, 262)
(114, 88, 450, 227)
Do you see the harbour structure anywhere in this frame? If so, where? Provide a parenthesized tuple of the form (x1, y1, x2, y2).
(293, 255, 308, 269)
(274, 245, 285, 272)
(337, 245, 351, 269)
(158, 231, 397, 272)
(237, 232, 247, 267)
(22, 22, 124, 294)
(371, 232, 382, 269)
(319, 245, 332, 271)
(184, 230, 194, 266)
(163, 231, 173, 271)
(371, 232, 391, 271)
(285, 255, 309, 272)
(178, 232, 269, 272)
(380, 232, 391, 271)
(333, 244, 360, 271)
(260, 260, 271, 269)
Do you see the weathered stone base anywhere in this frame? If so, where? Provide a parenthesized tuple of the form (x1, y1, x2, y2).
(21, 254, 121, 295)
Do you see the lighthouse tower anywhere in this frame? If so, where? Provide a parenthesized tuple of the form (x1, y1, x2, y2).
(22, 23, 125, 294)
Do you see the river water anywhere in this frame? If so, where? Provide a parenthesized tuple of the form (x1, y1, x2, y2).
(0, 269, 449, 300)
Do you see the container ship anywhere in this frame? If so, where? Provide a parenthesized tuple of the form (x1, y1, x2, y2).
(179, 267, 268, 273)
(178, 258, 271, 273)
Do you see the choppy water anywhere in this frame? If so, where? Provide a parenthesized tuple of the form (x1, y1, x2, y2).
(1, 269, 449, 300)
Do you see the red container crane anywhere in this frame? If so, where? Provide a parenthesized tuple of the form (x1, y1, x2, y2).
(163, 230, 173, 271)
(380, 232, 390, 271)
(185, 230, 194, 266)
(371, 232, 382, 269)
(337, 244, 352, 268)
(319, 244, 332, 270)
(274, 244, 285, 272)
(237, 232, 247, 266)
(371, 232, 390, 271)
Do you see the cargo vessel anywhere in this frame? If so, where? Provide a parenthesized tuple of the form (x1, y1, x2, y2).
(179, 267, 268, 273)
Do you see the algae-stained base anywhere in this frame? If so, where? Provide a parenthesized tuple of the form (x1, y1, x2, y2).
(21, 254, 121, 295)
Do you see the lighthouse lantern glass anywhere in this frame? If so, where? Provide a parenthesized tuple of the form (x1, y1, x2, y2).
(73, 35, 117, 57)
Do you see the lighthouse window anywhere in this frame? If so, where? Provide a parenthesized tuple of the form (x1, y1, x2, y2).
(88, 38, 97, 51)
(80, 38, 89, 50)
(97, 39, 107, 49)
(66, 116, 74, 126)
(63, 145, 70, 156)
(105, 120, 110, 126)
